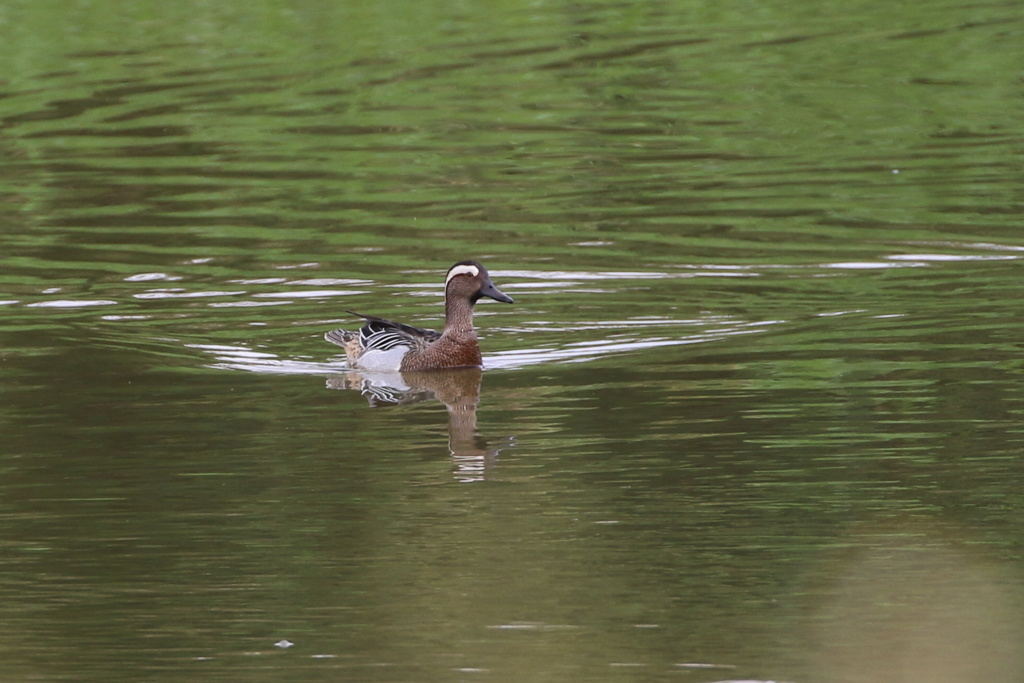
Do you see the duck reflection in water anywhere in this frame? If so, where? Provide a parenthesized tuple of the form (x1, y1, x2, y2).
(326, 367, 511, 482)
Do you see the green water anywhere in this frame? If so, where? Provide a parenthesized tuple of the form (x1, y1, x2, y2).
(2, 0, 1024, 681)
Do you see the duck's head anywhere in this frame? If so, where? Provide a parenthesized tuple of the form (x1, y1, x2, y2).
(446, 260, 514, 305)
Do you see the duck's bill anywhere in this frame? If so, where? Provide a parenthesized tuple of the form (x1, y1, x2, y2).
(480, 280, 514, 304)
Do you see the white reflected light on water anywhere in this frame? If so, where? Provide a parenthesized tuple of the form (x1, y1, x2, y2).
(190, 314, 781, 374)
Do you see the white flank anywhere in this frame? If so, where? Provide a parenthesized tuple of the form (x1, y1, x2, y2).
(356, 345, 410, 372)
(445, 263, 479, 284)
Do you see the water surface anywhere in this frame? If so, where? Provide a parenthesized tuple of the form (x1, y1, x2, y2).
(2, 1, 1024, 681)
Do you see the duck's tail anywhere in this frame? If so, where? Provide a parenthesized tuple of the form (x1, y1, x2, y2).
(324, 328, 356, 347)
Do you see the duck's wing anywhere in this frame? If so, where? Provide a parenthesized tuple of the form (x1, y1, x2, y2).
(347, 310, 441, 350)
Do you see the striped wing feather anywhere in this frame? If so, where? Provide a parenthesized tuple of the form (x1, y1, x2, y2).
(348, 310, 441, 351)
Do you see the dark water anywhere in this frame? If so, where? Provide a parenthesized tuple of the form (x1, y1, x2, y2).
(2, 1, 1024, 681)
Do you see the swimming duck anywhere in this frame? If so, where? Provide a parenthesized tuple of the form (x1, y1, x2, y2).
(324, 260, 513, 371)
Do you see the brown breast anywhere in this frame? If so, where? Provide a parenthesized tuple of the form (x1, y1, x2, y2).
(400, 336, 482, 370)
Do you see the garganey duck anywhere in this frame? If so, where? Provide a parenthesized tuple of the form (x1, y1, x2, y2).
(324, 261, 513, 371)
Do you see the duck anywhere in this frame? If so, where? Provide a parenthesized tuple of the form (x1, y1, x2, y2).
(324, 260, 513, 371)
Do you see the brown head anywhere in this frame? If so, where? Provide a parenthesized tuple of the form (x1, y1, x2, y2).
(445, 261, 514, 306)
(403, 262, 511, 369)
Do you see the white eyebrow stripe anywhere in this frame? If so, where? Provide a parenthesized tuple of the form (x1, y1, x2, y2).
(445, 264, 480, 284)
